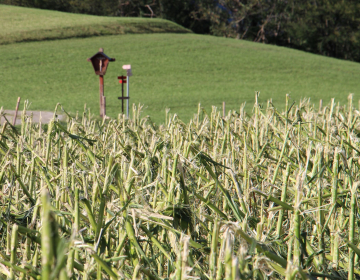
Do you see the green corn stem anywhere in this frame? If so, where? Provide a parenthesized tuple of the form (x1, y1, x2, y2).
(233, 227, 288, 268)
(124, 218, 149, 267)
(293, 175, 302, 267)
(91, 253, 118, 280)
(9, 164, 35, 205)
(271, 129, 290, 185)
(254, 92, 260, 154)
(9, 223, 18, 280)
(194, 192, 227, 220)
(55, 122, 98, 165)
(332, 229, 340, 271)
(209, 219, 220, 280)
(175, 240, 182, 280)
(147, 217, 204, 250)
(348, 182, 359, 280)
(41, 189, 53, 280)
(29, 156, 35, 199)
(102, 155, 115, 195)
(0, 161, 10, 185)
(254, 141, 268, 163)
(252, 188, 293, 211)
(74, 188, 80, 234)
(152, 181, 159, 209)
(61, 143, 68, 203)
(25, 236, 31, 263)
(16, 143, 21, 175)
(215, 238, 225, 280)
(95, 194, 106, 242)
(0, 259, 40, 279)
(49, 241, 69, 280)
(200, 159, 244, 222)
(332, 149, 340, 207)
(347, 242, 360, 258)
(168, 153, 179, 204)
(140, 225, 172, 262)
(36, 161, 55, 195)
(317, 152, 325, 272)
(326, 99, 335, 144)
(232, 257, 240, 280)
(66, 249, 75, 278)
(330, 149, 340, 259)
(276, 163, 291, 237)
(125, 150, 135, 195)
(6, 221, 11, 256)
(229, 171, 247, 214)
(132, 264, 141, 280)
(224, 235, 232, 280)
(59, 269, 67, 280)
(45, 120, 53, 167)
(115, 229, 127, 257)
(80, 198, 97, 233)
(304, 240, 321, 270)
(325, 254, 360, 275)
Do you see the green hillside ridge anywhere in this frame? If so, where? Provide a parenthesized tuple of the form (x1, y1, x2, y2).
(0, 6, 359, 124)
(0, 4, 190, 44)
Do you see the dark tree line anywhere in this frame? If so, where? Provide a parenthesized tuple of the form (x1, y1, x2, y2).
(2, 0, 360, 62)
(193, 0, 360, 62)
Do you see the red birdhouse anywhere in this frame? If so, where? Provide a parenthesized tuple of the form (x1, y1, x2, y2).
(87, 48, 115, 76)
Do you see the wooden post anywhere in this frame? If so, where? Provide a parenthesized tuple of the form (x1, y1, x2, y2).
(99, 75, 104, 118)
(223, 102, 226, 118)
(12, 97, 21, 126)
(103, 96, 106, 117)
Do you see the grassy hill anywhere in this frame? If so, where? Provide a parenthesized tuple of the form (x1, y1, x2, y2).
(0, 4, 190, 45)
(0, 5, 360, 123)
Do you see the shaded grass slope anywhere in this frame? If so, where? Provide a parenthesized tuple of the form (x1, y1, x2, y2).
(0, 4, 190, 45)
(1, 32, 360, 123)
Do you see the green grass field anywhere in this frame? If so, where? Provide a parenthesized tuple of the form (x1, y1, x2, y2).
(0, 4, 190, 45)
(0, 4, 360, 123)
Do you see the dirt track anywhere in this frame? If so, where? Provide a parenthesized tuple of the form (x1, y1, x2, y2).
(0, 110, 66, 125)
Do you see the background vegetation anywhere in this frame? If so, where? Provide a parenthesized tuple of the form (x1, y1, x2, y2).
(1, 5, 360, 124)
(2, 0, 360, 62)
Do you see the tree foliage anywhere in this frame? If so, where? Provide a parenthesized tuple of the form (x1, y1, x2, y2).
(194, 0, 360, 61)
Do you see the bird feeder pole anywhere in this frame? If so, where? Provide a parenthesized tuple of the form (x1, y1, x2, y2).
(122, 65, 132, 118)
(117, 75, 128, 116)
(99, 74, 104, 117)
(87, 48, 115, 118)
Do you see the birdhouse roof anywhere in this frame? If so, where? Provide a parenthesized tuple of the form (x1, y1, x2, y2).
(87, 51, 115, 62)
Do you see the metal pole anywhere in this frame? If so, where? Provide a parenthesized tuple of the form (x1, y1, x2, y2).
(126, 76, 129, 118)
(99, 75, 104, 118)
(121, 77, 124, 114)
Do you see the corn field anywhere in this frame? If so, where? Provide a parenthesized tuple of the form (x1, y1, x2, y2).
(1, 94, 360, 279)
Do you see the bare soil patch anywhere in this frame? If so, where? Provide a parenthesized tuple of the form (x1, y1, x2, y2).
(0, 110, 65, 125)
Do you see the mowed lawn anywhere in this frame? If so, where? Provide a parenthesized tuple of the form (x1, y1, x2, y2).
(0, 4, 189, 45)
(1, 6, 360, 123)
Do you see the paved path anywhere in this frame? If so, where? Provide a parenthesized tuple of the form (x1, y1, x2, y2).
(0, 110, 66, 125)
